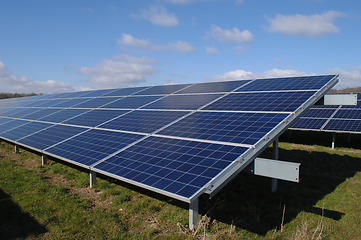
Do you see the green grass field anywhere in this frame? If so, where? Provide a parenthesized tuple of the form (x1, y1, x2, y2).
(0, 130, 360, 239)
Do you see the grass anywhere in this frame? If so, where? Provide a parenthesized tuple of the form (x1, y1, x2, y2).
(0, 130, 361, 239)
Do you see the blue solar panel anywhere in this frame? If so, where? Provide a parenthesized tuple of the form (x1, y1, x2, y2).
(134, 84, 191, 95)
(45, 129, 144, 167)
(22, 100, 51, 107)
(158, 112, 289, 145)
(38, 109, 90, 123)
(0, 119, 30, 134)
(0, 117, 13, 126)
(18, 125, 88, 150)
(62, 109, 129, 127)
(52, 98, 92, 108)
(35, 99, 69, 107)
(98, 110, 189, 133)
(22, 109, 61, 120)
(236, 75, 335, 92)
(80, 89, 116, 98)
(103, 86, 148, 97)
(142, 94, 223, 110)
(301, 108, 336, 118)
(101, 96, 162, 109)
(92, 136, 249, 198)
(323, 119, 361, 132)
(204, 91, 316, 112)
(291, 118, 328, 130)
(72, 97, 120, 108)
(1, 122, 53, 141)
(333, 109, 361, 119)
(0, 108, 28, 117)
(7, 108, 42, 118)
(62, 90, 93, 98)
(175, 80, 251, 94)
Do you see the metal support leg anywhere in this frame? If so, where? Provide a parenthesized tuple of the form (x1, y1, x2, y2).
(332, 133, 336, 149)
(90, 171, 96, 188)
(272, 138, 279, 192)
(15, 144, 19, 153)
(189, 198, 199, 230)
(42, 154, 47, 165)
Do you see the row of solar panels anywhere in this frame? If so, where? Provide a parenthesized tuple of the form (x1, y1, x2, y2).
(0, 75, 338, 202)
(291, 93, 361, 133)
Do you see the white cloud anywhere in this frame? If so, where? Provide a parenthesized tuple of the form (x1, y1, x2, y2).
(327, 67, 361, 89)
(233, 46, 244, 55)
(163, 78, 177, 85)
(165, 41, 196, 53)
(131, 5, 179, 27)
(79, 55, 158, 89)
(0, 61, 84, 94)
(118, 34, 195, 53)
(205, 47, 219, 54)
(235, 0, 244, 4)
(209, 68, 307, 82)
(265, 11, 345, 37)
(208, 24, 254, 44)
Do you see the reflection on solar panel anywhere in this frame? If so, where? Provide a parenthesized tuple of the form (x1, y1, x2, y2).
(290, 92, 361, 133)
(0, 75, 338, 207)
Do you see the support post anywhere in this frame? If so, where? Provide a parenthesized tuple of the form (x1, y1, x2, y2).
(90, 171, 96, 188)
(42, 154, 47, 165)
(332, 133, 336, 149)
(15, 144, 19, 153)
(189, 198, 199, 230)
(272, 138, 279, 193)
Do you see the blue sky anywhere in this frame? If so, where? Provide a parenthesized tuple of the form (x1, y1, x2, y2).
(0, 0, 360, 94)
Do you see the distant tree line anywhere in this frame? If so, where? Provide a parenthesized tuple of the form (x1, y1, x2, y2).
(0, 92, 42, 99)
(329, 87, 361, 93)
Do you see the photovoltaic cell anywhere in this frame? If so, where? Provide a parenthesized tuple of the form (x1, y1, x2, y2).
(98, 110, 189, 134)
(236, 75, 334, 92)
(62, 109, 129, 127)
(103, 86, 148, 97)
(18, 125, 88, 150)
(38, 109, 90, 123)
(333, 109, 361, 119)
(72, 97, 120, 108)
(35, 99, 69, 107)
(21, 108, 61, 120)
(0, 108, 28, 117)
(0, 117, 13, 126)
(22, 100, 51, 107)
(45, 129, 144, 167)
(291, 118, 328, 130)
(204, 91, 316, 112)
(1, 121, 53, 141)
(78, 89, 116, 98)
(7, 108, 42, 118)
(134, 84, 191, 95)
(301, 108, 336, 118)
(101, 95, 162, 109)
(0, 119, 30, 134)
(175, 80, 252, 94)
(142, 94, 223, 110)
(52, 98, 92, 108)
(158, 111, 289, 145)
(93, 136, 249, 198)
(323, 119, 361, 132)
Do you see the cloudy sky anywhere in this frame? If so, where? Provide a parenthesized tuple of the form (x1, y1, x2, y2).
(0, 0, 360, 94)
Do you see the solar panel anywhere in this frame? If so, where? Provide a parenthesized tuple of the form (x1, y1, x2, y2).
(0, 75, 338, 205)
(290, 92, 361, 133)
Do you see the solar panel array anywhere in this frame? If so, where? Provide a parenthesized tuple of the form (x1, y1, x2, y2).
(291, 93, 361, 133)
(0, 75, 338, 203)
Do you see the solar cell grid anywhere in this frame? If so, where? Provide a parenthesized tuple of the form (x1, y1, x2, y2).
(72, 97, 120, 108)
(22, 100, 51, 107)
(7, 108, 42, 118)
(333, 109, 361, 120)
(62, 109, 129, 127)
(45, 129, 144, 167)
(235, 75, 334, 92)
(103, 86, 148, 96)
(101, 95, 162, 109)
(301, 108, 336, 118)
(98, 110, 189, 133)
(134, 84, 191, 95)
(35, 99, 69, 107)
(291, 118, 328, 130)
(76, 89, 116, 98)
(0, 107, 28, 117)
(175, 80, 251, 94)
(142, 94, 223, 110)
(93, 136, 249, 198)
(38, 109, 89, 123)
(0, 119, 30, 134)
(21, 108, 61, 120)
(52, 98, 92, 108)
(324, 119, 361, 132)
(158, 111, 289, 145)
(204, 91, 316, 112)
(18, 125, 88, 150)
(0, 121, 53, 141)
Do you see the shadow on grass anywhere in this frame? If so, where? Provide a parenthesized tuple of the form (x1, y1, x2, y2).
(0, 188, 47, 240)
(198, 143, 361, 235)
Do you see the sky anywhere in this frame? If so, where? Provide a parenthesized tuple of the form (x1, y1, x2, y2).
(0, 0, 360, 94)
